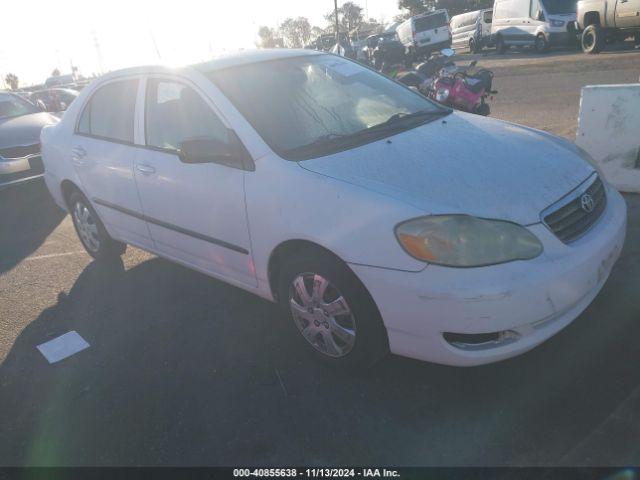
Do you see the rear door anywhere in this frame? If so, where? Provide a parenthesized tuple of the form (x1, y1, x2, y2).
(133, 75, 256, 287)
(72, 77, 153, 249)
(414, 11, 450, 47)
(615, 0, 640, 27)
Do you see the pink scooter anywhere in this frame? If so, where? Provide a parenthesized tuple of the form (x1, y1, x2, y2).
(397, 49, 496, 116)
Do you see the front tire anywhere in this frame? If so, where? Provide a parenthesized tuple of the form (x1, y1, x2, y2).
(277, 249, 388, 370)
(68, 191, 126, 261)
(496, 35, 507, 54)
(582, 24, 603, 53)
(534, 33, 549, 53)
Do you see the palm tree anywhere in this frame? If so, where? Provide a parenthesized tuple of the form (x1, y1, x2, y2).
(4, 73, 19, 90)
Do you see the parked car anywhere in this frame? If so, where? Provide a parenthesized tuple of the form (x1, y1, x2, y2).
(451, 9, 494, 52)
(397, 9, 452, 61)
(492, 0, 579, 53)
(0, 92, 58, 188)
(44, 74, 76, 88)
(576, 0, 640, 52)
(29, 88, 78, 113)
(41, 49, 626, 369)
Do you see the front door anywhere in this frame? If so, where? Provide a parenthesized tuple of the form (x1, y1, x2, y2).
(72, 77, 153, 249)
(134, 76, 256, 287)
(616, 0, 640, 28)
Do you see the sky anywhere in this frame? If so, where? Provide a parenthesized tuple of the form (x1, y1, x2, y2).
(0, 0, 402, 87)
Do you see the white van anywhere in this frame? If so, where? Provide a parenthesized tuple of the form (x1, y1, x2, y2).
(491, 0, 578, 53)
(396, 9, 452, 60)
(450, 9, 493, 53)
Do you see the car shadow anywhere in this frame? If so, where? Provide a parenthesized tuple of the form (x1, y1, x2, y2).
(1, 196, 639, 466)
(0, 180, 66, 274)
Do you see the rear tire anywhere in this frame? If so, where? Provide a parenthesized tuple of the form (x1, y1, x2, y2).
(581, 24, 603, 53)
(68, 191, 126, 261)
(469, 38, 476, 53)
(277, 249, 389, 370)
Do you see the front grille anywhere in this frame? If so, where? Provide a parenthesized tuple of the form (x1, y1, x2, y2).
(543, 175, 606, 243)
(0, 143, 40, 159)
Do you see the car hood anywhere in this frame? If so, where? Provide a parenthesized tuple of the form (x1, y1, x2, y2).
(298, 112, 594, 225)
(0, 112, 58, 149)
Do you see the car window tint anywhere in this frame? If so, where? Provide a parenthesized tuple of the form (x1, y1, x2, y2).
(82, 79, 138, 142)
(414, 12, 448, 32)
(145, 79, 228, 151)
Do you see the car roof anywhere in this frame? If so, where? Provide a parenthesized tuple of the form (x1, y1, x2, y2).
(193, 49, 323, 73)
(94, 49, 325, 84)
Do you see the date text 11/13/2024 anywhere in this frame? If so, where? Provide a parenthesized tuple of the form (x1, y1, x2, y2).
(233, 468, 401, 477)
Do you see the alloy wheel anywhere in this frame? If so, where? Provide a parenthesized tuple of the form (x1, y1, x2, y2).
(73, 201, 100, 253)
(288, 273, 357, 358)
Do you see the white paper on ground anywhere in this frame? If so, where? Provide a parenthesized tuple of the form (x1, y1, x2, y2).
(37, 331, 90, 364)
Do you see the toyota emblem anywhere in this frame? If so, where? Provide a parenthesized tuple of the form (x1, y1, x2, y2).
(580, 193, 595, 213)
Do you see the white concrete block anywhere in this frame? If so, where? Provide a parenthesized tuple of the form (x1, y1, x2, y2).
(576, 84, 640, 193)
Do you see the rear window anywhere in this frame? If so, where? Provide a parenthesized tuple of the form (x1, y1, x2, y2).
(414, 12, 448, 32)
(77, 79, 138, 143)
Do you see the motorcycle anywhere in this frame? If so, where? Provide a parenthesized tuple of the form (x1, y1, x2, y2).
(396, 48, 496, 116)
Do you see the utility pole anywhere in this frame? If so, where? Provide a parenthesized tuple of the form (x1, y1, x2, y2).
(334, 0, 340, 44)
(92, 30, 104, 74)
(150, 31, 162, 61)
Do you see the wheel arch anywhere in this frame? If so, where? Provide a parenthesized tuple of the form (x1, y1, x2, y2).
(60, 179, 83, 210)
(583, 11, 601, 27)
(268, 239, 345, 301)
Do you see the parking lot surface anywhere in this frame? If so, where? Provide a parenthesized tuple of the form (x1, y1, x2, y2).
(1, 49, 640, 466)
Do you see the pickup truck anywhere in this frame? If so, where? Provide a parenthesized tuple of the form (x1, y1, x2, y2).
(576, 0, 640, 52)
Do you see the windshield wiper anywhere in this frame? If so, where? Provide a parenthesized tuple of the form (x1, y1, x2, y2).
(376, 109, 450, 128)
(285, 110, 450, 159)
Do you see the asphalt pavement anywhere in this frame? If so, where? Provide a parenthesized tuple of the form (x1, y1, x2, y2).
(1, 47, 640, 466)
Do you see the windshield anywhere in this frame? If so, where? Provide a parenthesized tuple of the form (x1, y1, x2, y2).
(541, 0, 576, 14)
(414, 12, 448, 32)
(209, 55, 446, 160)
(0, 93, 39, 119)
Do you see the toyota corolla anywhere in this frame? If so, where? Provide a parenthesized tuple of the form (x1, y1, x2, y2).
(40, 49, 626, 368)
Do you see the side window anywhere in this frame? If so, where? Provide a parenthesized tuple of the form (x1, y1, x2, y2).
(77, 79, 138, 142)
(145, 79, 228, 151)
(484, 10, 493, 22)
(530, 0, 541, 18)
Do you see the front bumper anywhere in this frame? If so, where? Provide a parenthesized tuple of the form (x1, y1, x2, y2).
(415, 40, 452, 56)
(0, 154, 45, 188)
(546, 30, 579, 46)
(350, 187, 627, 366)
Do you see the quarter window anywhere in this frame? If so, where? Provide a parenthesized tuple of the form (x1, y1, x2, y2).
(77, 79, 138, 143)
(144, 79, 228, 151)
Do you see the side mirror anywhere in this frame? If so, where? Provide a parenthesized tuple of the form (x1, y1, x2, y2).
(536, 9, 545, 20)
(179, 132, 253, 170)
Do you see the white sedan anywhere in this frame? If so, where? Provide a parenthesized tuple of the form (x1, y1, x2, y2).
(41, 49, 626, 368)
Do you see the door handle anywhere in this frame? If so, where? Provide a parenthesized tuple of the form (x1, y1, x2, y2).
(136, 163, 156, 175)
(71, 146, 87, 166)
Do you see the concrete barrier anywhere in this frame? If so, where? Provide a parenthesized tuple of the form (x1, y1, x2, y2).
(576, 84, 640, 193)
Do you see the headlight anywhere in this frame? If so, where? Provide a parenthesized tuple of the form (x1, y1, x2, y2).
(550, 19, 565, 27)
(435, 87, 450, 102)
(395, 215, 543, 267)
